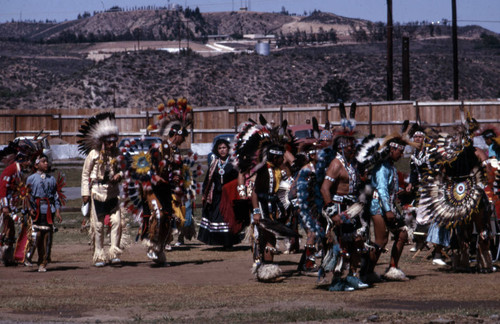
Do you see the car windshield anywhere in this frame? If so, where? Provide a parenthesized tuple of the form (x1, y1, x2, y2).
(294, 130, 312, 139)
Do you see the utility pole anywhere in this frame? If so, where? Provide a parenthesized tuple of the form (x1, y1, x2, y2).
(452, 0, 459, 99)
(178, 20, 181, 53)
(386, 0, 394, 101)
(402, 34, 410, 100)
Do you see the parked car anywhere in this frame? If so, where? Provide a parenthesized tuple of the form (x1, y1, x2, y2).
(118, 136, 162, 154)
(289, 123, 324, 146)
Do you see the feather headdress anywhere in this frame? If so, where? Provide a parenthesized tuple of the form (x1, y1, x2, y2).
(234, 114, 297, 176)
(147, 98, 193, 137)
(356, 120, 417, 174)
(424, 109, 481, 170)
(339, 102, 357, 134)
(332, 102, 359, 152)
(0, 130, 48, 166)
(77, 112, 119, 155)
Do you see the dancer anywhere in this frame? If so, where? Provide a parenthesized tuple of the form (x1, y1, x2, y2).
(250, 143, 288, 281)
(198, 138, 239, 247)
(320, 102, 369, 290)
(0, 138, 38, 266)
(124, 98, 192, 265)
(79, 112, 124, 267)
(419, 113, 495, 273)
(233, 116, 298, 282)
(294, 143, 322, 274)
(357, 130, 413, 282)
(25, 154, 63, 272)
(173, 151, 201, 246)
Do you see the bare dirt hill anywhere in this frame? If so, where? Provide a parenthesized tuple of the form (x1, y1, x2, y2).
(2, 10, 494, 44)
(203, 11, 299, 35)
(0, 36, 499, 110)
(0, 9, 499, 110)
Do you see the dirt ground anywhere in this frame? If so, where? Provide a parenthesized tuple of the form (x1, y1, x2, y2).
(0, 227, 499, 323)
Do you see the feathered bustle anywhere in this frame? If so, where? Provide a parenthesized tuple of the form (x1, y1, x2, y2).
(418, 166, 485, 227)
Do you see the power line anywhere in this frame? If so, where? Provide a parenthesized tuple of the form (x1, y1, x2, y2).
(457, 19, 500, 24)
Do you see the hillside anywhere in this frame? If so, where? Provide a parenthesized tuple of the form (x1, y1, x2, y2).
(2, 9, 495, 43)
(0, 10, 361, 43)
(0, 9, 499, 110)
(0, 36, 499, 110)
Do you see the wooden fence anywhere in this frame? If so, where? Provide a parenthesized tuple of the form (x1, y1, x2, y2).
(1, 100, 499, 146)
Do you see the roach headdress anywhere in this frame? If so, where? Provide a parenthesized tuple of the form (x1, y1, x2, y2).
(77, 112, 119, 155)
(147, 98, 193, 138)
(333, 102, 357, 152)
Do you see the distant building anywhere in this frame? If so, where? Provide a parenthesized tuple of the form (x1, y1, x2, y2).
(243, 34, 275, 40)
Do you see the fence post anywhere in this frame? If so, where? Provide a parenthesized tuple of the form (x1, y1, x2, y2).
(13, 115, 17, 139)
(369, 103, 373, 135)
(190, 107, 194, 144)
(279, 105, 283, 124)
(146, 111, 150, 136)
(415, 101, 420, 124)
(234, 105, 238, 132)
(324, 104, 329, 124)
(58, 113, 62, 138)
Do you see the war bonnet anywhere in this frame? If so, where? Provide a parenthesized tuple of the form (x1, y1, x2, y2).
(77, 112, 119, 155)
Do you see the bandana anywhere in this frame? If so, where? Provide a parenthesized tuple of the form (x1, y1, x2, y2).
(389, 142, 405, 151)
(269, 149, 284, 156)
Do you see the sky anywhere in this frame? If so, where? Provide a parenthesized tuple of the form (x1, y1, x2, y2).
(2, 0, 500, 33)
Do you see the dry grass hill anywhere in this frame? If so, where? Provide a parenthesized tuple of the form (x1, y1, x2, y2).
(0, 9, 499, 110)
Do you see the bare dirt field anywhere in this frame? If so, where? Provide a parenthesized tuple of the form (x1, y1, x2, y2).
(1, 226, 499, 323)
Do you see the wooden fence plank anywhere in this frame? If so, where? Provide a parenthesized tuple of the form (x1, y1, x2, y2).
(0, 101, 499, 145)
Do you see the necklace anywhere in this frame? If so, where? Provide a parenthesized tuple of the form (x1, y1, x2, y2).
(217, 158, 229, 180)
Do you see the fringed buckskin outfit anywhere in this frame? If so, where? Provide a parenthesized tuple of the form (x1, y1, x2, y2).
(79, 112, 124, 266)
(81, 148, 123, 264)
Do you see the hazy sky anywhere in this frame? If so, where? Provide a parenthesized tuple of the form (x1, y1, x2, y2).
(2, 0, 500, 33)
